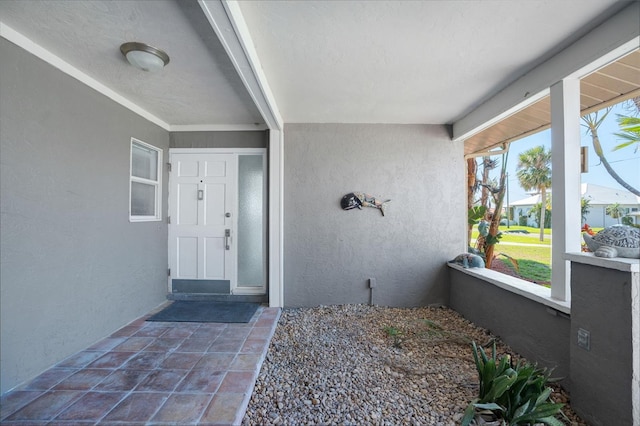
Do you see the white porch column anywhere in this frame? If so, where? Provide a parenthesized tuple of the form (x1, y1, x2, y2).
(550, 79, 582, 302)
(268, 129, 284, 307)
(199, 0, 286, 307)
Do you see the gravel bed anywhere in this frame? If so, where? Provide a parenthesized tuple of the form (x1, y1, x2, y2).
(243, 304, 586, 426)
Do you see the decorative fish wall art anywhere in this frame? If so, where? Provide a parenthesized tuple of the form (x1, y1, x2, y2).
(341, 192, 391, 216)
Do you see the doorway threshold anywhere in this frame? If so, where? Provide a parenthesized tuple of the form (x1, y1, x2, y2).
(168, 293, 268, 304)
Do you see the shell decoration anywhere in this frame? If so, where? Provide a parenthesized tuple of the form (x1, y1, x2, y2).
(583, 225, 640, 259)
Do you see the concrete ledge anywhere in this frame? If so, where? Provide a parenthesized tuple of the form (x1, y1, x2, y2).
(447, 263, 570, 314)
(565, 252, 639, 272)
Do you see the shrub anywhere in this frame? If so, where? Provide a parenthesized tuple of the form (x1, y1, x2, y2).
(518, 215, 528, 227)
(462, 341, 564, 426)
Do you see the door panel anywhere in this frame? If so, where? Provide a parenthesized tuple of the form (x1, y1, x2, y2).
(204, 184, 225, 226)
(177, 237, 198, 278)
(177, 183, 198, 225)
(178, 159, 199, 177)
(204, 237, 225, 279)
(205, 160, 226, 177)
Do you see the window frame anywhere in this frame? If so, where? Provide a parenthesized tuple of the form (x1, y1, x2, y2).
(129, 138, 162, 222)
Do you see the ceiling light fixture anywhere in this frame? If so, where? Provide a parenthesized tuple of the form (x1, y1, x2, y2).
(120, 42, 170, 73)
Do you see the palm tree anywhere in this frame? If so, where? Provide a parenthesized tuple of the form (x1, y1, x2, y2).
(582, 109, 640, 197)
(581, 197, 591, 224)
(516, 146, 552, 241)
(606, 203, 624, 224)
(613, 96, 640, 153)
(613, 115, 640, 153)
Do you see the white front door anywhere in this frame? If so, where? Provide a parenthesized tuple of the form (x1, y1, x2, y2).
(168, 153, 236, 293)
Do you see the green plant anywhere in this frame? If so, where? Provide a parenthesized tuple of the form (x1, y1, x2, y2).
(614, 114, 640, 153)
(518, 215, 528, 226)
(516, 145, 552, 242)
(383, 326, 403, 348)
(529, 202, 552, 229)
(606, 202, 624, 224)
(485, 231, 503, 246)
(462, 341, 564, 426)
(581, 197, 591, 223)
(419, 319, 471, 344)
(469, 205, 488, 226)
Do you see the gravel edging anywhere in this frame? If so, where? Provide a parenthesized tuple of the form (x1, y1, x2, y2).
(243, 304, 586, 426)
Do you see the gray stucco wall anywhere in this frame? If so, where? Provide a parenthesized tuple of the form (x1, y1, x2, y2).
(283, 124, 465, 308)
(170, 131, 267, 149)
(569, 263, 635, 425)
(0, 39, 169, 394)
(449, 268, 571, 382)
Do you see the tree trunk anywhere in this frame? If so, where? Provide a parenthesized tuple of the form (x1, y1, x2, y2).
(484, 171, 507, 269)
(539, 187, 546, 242)
(467, 158, 477, 246)
(586, 121, 640, 197)
(480, 157, 491, 211)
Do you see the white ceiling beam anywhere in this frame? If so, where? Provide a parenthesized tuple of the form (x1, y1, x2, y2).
(169, 124, 268, 132)
(453, 1, 640, 142)
(199, 0, 283, 131)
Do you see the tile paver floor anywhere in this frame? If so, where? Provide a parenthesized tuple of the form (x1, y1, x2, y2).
(0, 303, 280, 425)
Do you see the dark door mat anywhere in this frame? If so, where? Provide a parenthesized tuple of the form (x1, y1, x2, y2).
(146, 301, 260, 323)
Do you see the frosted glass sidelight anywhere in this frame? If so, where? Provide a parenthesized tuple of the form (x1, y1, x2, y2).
(238, 155, 264, 287)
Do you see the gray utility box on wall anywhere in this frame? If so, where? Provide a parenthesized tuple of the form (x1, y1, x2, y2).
(566, 253, 640, 426)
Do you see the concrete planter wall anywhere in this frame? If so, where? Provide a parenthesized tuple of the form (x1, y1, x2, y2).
(450, 254, 640, 425)
(448, 267, 570, 380)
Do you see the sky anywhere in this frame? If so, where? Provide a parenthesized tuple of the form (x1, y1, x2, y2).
(485, 101, 640, 204)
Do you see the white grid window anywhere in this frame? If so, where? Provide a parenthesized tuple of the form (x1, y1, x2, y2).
(130, 138, 162, 222)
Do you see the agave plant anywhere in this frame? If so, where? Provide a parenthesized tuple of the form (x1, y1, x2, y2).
(462, 341, 564, 426)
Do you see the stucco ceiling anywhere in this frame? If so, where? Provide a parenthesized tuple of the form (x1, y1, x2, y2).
(0, 0, 265, 127)
(237, 0, 629, 124)
(0, 0, 632, 128)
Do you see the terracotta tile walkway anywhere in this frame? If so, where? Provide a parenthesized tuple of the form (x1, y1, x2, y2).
(0, 304, 281, 425)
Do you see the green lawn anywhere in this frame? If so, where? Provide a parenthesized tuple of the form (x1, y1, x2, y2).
(470, 224, 605, 284)
(493, 244, 551, 265)
(471, 225, 552, 245)
(502, 225, 552, 235)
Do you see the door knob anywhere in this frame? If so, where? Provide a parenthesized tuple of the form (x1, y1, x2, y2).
(197, 190, 204, 200)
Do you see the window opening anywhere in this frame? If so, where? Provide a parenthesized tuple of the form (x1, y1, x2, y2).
(468, 132, 553, 287)
(468, 97, 640, 288)
(130, 138, 162, 222)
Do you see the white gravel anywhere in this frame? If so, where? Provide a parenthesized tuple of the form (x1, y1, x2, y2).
(243, 304, 585, 426)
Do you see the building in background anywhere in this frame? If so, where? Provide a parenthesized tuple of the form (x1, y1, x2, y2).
(510, 183, 640, 228)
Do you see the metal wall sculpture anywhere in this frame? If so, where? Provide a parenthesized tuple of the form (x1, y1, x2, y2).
(341, 192, 391, 216)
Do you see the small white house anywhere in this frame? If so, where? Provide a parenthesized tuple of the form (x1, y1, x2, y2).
(510, 183, 640, 228)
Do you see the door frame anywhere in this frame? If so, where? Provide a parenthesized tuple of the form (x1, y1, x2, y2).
(168, 148, 267, 296)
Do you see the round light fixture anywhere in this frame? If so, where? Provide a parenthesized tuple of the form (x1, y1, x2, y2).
(120, 42, 170, 72)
